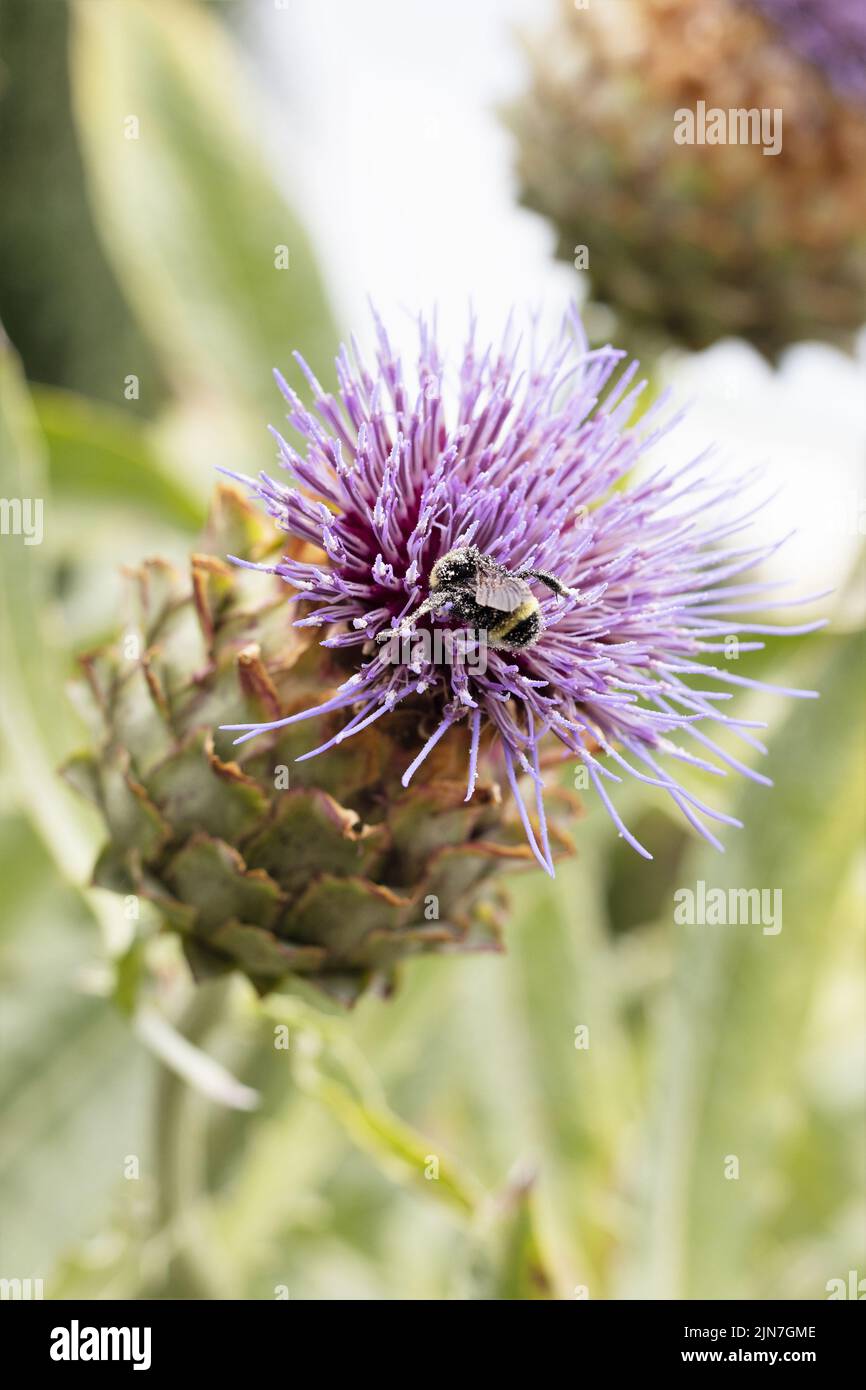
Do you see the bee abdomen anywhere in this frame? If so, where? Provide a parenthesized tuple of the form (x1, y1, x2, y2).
(489, 600, 542, 649)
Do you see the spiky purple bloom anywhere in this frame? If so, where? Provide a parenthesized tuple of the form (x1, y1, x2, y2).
(222, 311, 822, 875)
(746, 0, 866, 105)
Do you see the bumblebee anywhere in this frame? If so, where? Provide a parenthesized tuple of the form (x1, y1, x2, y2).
(376, 545, 579, 651)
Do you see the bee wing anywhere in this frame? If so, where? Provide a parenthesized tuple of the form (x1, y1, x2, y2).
(475, 574, 530, 612)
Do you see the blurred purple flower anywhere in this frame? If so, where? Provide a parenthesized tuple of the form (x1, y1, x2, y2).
(748, 0, 866, 104)
(222, 311, 822, 874)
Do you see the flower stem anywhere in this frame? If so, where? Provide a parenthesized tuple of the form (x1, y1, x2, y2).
(152, 978, 235, 1299)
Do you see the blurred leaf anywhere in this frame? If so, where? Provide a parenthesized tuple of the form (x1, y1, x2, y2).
(0, 334, 148, 1281)
(467, 1174, 556, 1300)
(0, 811, 150, 1277)
(134, 1003, 259, 1113)
(32, 385, 203, 528)
(70, 0, 338, 452)
(510, 853, 638, 1291)
(211, 969, 459, 1288)
(113, 937, 147, 1017)
(0, 326, 130, 973)
(265, 997, 483, 1218)
(0, 0, 166, 411)
(633, 632, 865, 1299)
(0, 329, 91, 877)
(605, 807, 690, 935)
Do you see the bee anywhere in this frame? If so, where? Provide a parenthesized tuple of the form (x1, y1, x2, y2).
(376, 545, 579, 651)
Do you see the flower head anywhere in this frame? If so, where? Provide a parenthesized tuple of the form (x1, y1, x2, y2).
(223, 310, 821, 874)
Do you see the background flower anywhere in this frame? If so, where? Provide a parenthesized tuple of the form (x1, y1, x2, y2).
(508, 0, 866, 361)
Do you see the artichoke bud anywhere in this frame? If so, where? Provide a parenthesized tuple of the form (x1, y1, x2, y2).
(508, 0, 866, 360)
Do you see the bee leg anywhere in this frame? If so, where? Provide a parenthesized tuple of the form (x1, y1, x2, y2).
(517, 569, 580, 600)
(375, 596, 436, 644)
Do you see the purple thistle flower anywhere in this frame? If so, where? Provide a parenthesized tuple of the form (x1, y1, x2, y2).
(221, 310, 822, 875)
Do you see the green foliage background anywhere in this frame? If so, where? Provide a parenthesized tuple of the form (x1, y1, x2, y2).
(0, 0, 863, 1300)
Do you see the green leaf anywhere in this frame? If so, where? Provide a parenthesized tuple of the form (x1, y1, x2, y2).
(507, 853, 638, 1289)
(264, 997, 484, 1218)
(0, 329, 92, 879)
(634, 632, 866, 1299)
(69, 0, 339, 452)
(32, 385, 203, 528)
(467, 1174, 556, 1300)
(0, 327, 130, 968)
(113, 936, 147, 1017)
(0, 812, 150, 1277)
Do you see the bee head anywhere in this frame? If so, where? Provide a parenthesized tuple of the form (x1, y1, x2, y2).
(430, 545, 479, 592)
